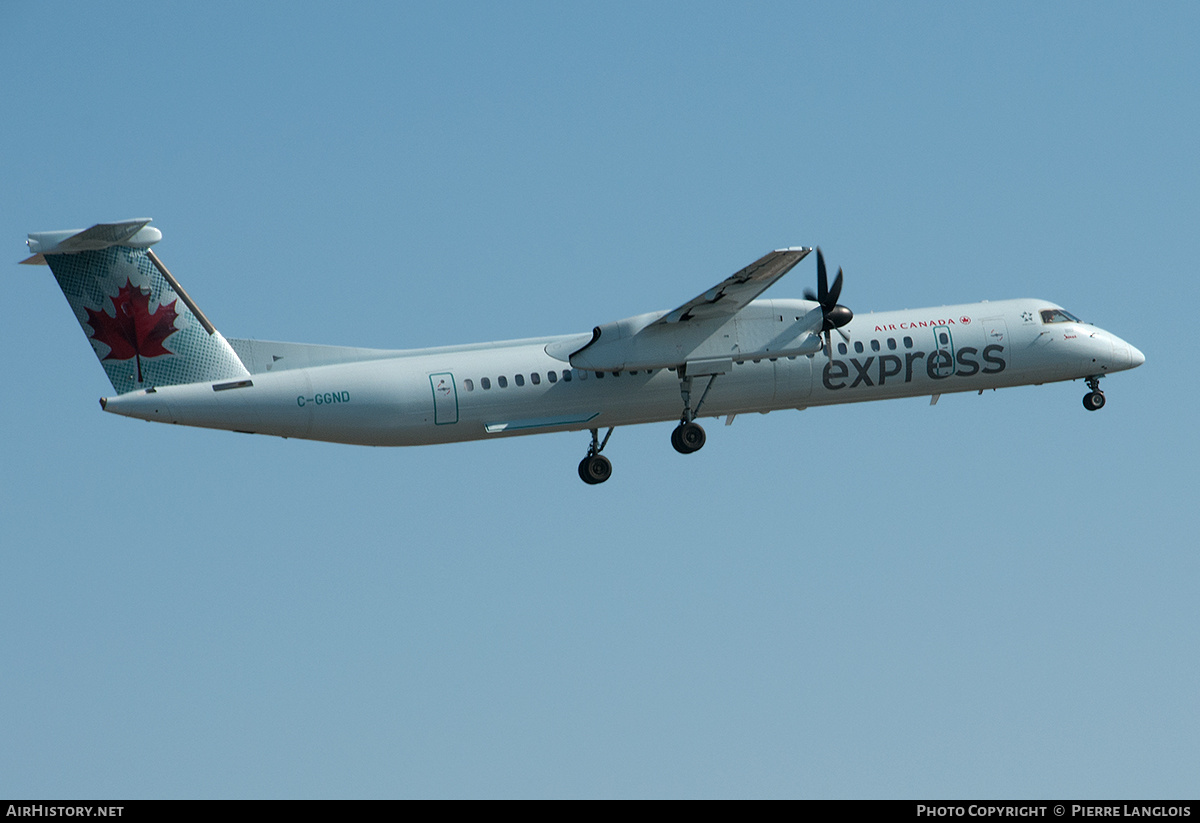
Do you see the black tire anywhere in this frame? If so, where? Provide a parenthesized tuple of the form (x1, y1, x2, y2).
(681, 421, 706, 452)
(1083, 391, 1106, 411)
(672, 421, 706, 454)
(578, 454, 612, 484)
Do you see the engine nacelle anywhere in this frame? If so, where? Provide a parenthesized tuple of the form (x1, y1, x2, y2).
(567, 303, 824, 372)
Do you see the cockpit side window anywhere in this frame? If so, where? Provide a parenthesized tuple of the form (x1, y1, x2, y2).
(1040, 308, 1081, 324)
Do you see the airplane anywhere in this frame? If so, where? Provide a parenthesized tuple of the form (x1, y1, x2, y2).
(23, 219, 1144, 484)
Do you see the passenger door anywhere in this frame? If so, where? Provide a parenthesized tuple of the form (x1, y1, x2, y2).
(429, 373, 459, 425)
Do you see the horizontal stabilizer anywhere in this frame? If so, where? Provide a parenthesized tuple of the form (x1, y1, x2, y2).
(227, 338, 408, 374)
(23, 220, 161, 264)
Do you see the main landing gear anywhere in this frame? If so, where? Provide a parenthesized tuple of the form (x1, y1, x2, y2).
(578, 427, 614, 484)
(671, 421, 706, 454)
(671, 369, 713, 455)
(574, 368, 716, 484)
(1083, 375, 1106, 411)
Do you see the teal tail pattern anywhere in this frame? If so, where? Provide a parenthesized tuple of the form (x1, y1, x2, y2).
(28, 220, 250, 395)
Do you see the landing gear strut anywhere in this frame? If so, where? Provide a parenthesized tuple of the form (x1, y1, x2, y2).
(578, 427, 614, 484)
(1083, 376, 1106, 411)
(671, 369, 714, 454)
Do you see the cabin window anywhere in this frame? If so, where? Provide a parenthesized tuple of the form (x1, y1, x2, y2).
(530, 372, 540, 385)
(938, 332, 949, 345)
(463, 379, 474, 391)
(854, 342, 864, 354)
(514, 374, 525, 387)
(837, 343, 847, 355)
(547, 371, 557, 384)
(903, 336, 914, 348)
(562, 370, 572, 382)
(870, 339, 880, 352)
(497, 376, 508, 388)
(887, 338, 897, 350)
(481, 377, 491, 390)
(595, 371, 603, 379)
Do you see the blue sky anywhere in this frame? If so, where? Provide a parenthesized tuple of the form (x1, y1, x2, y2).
(2, 1, 1196, 798)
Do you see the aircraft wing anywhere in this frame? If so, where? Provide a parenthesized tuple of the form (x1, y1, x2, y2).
(652, 246, 812, 325)
(559, 245, 821, 372)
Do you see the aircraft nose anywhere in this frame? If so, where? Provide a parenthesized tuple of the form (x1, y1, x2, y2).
(1128, 344, 1145, 368)
(1108, 337, 1145, 371)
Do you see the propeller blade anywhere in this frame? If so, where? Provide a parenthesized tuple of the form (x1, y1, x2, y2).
(810, 248, 852, 351)
(816, 248, 828, 305)
(828, 268, 843, 307)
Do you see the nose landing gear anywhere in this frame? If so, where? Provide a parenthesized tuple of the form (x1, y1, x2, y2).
(1083, 376, 1106, 411)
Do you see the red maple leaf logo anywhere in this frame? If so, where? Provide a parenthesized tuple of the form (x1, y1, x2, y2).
(85, 279, 179, 383)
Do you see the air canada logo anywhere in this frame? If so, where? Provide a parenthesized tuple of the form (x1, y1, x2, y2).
(822, 344, 1006, 391)
(873, 317, 966, 332)
(85, 279, 179, 383)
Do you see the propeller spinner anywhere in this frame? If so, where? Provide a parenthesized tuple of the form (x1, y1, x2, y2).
(803, 248, 854, 355)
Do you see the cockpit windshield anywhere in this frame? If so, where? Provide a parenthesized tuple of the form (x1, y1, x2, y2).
(1040, 308, 1082, 324)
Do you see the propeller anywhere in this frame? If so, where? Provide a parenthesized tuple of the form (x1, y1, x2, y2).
(804, 248, 854, 356)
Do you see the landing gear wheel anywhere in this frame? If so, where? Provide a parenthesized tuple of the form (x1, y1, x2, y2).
(1083, 391, 1106, 411)
(578, 454, 612, 485)
(671, 421, 706, 454)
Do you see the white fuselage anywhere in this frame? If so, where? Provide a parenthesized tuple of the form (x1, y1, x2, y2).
(101, 298, 1143, 446)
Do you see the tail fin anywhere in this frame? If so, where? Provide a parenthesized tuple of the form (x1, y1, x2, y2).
(24, 219, 250, 395)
